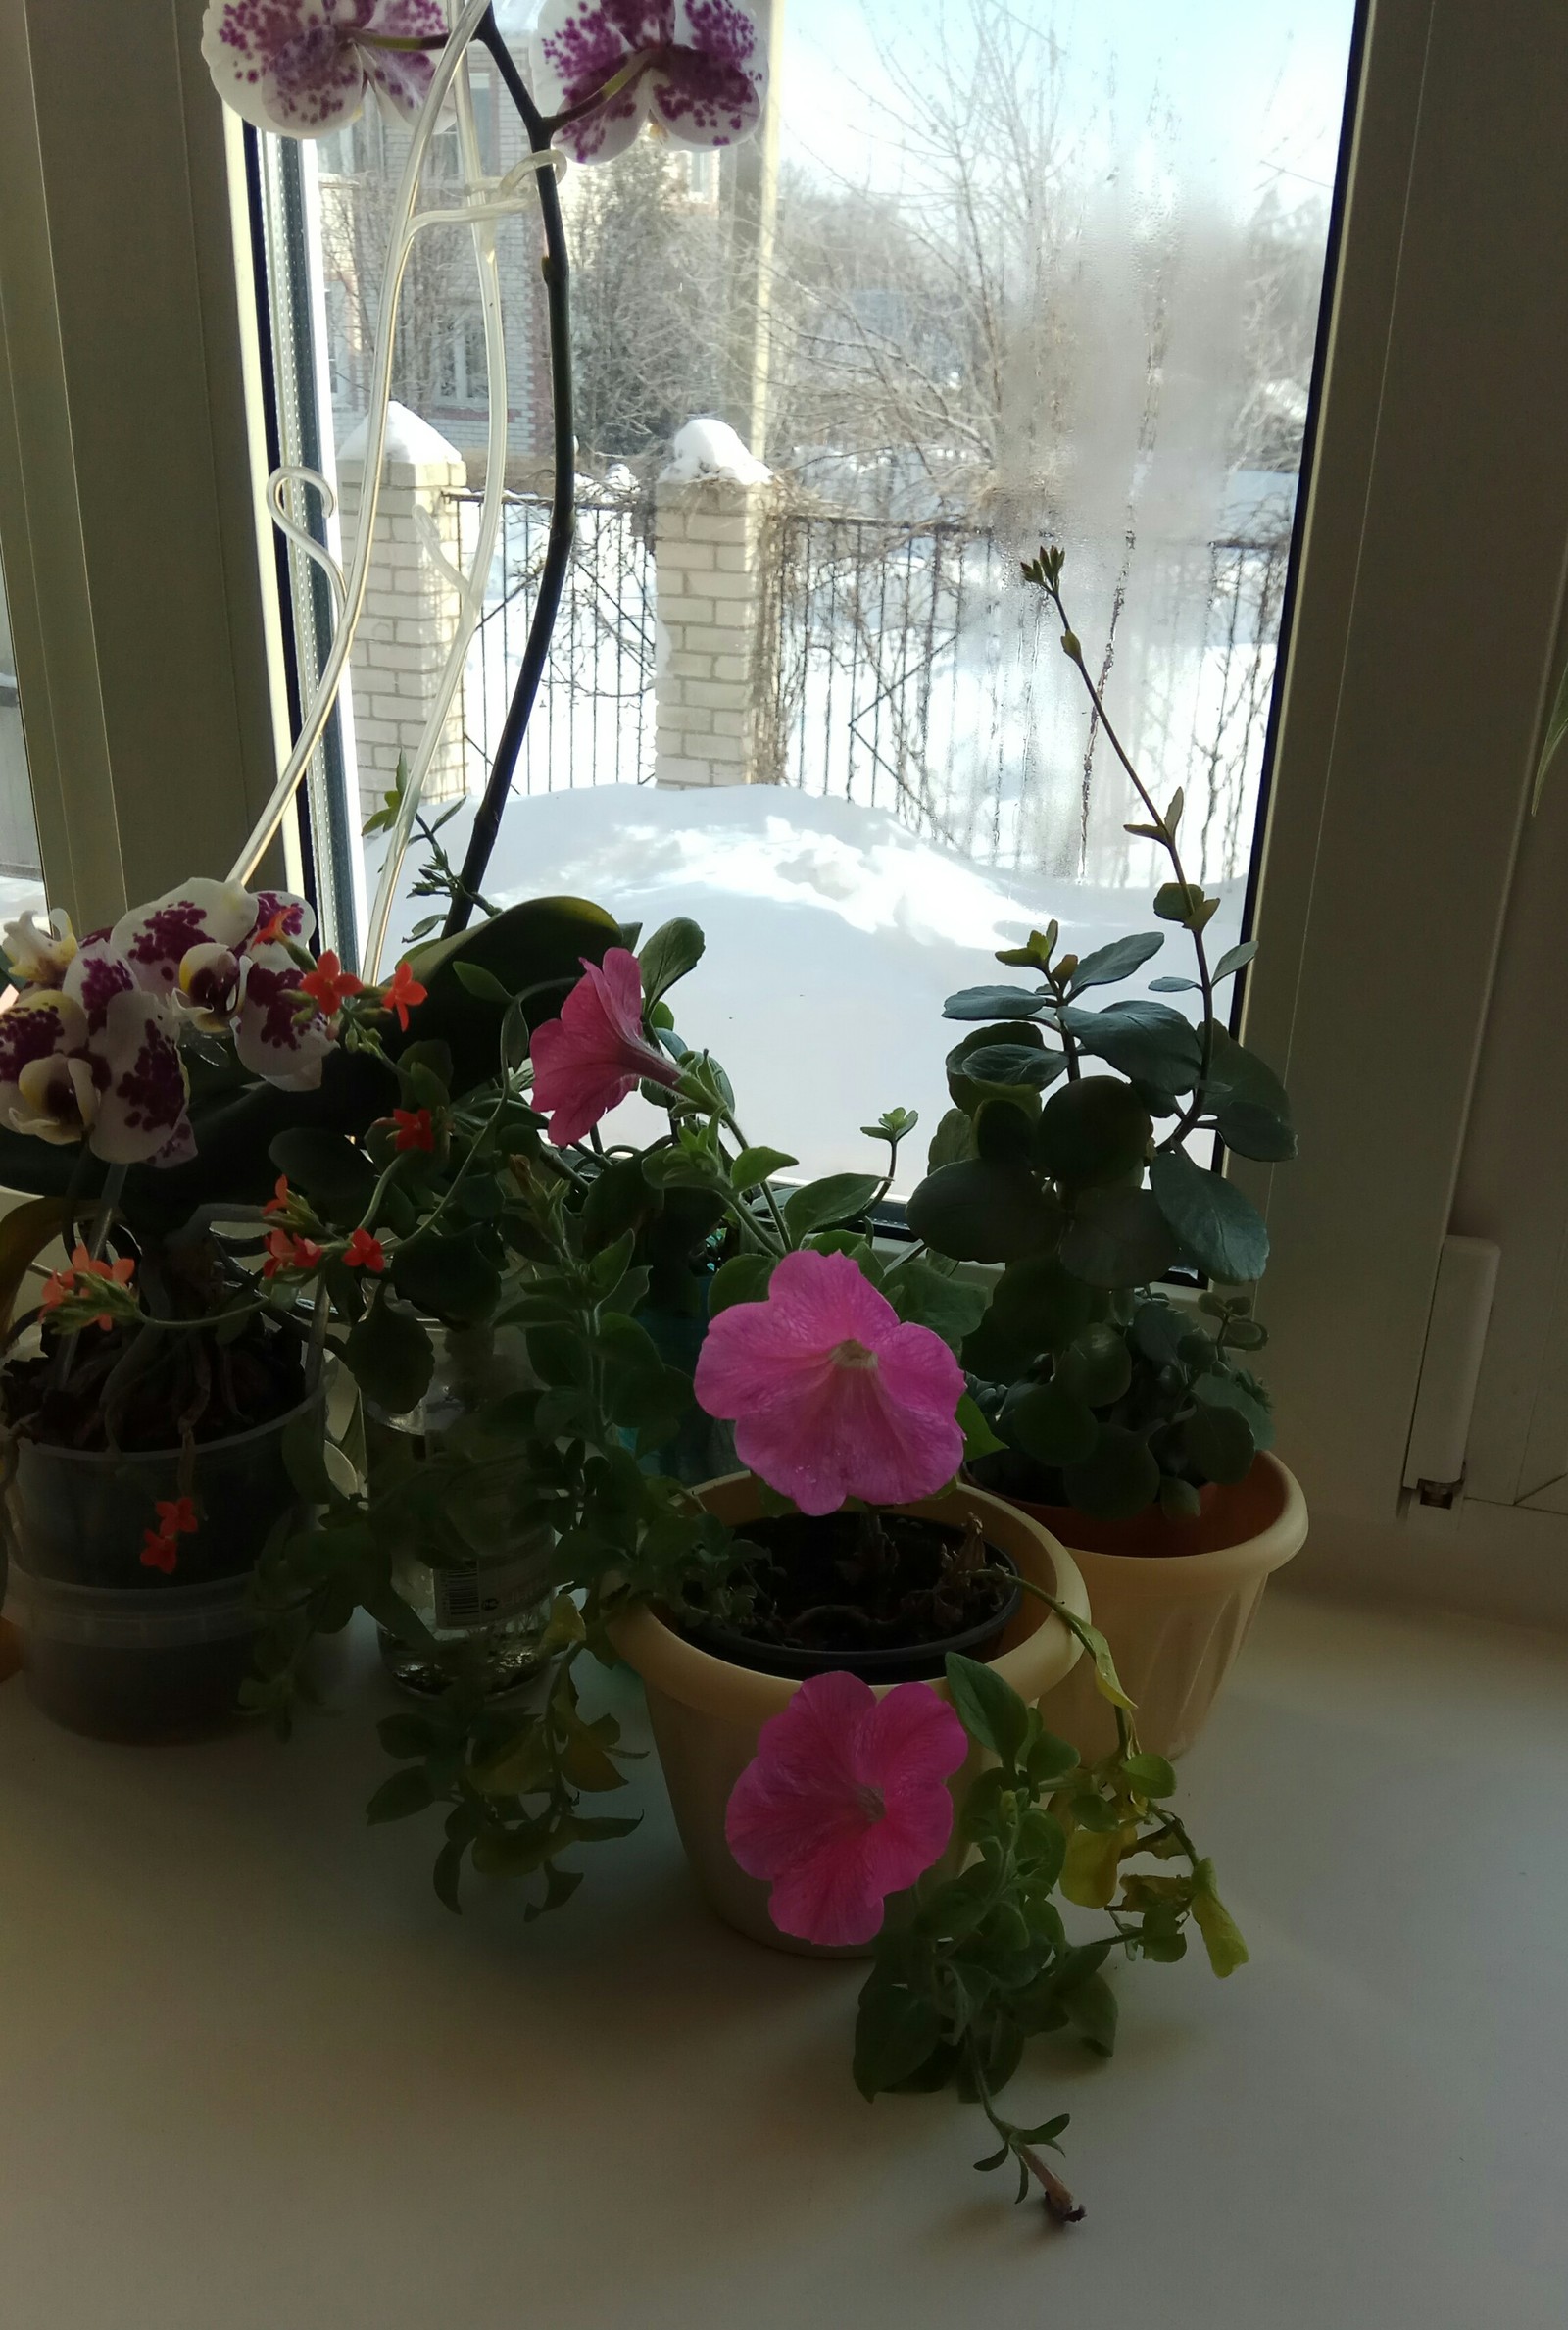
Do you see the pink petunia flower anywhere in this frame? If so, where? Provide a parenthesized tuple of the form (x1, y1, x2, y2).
(693, 1248, 966, 1516)
(726, 1670, 969, 1948)
(201, 0, 448, 138)
(532, 0, 767, 166)
(528, 948, 682, 1147)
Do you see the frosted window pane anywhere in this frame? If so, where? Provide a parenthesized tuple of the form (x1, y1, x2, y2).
(0, 527, 45, 931)
(320, 0, 1357, 1178)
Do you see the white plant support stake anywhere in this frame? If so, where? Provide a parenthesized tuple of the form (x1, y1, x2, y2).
(225, 0, 513, 899)
(268, 466, 347, 618)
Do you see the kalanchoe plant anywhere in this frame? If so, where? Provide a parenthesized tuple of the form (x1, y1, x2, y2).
(905, 544, 1297, 1522)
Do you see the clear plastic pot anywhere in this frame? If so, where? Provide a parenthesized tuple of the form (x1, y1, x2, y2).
(0, 1389, 322, 1743)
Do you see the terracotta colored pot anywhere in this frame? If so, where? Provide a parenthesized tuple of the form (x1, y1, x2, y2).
(1023, 1452, 1308, 1762)
(608, 1474, 1090, 1956)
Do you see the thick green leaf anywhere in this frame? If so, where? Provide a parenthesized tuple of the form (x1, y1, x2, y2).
(638, 917, 706, 1008)
(886, 1260, 990, 1350)
(1066, 931, 1164, 993)
(1200, 1023, 1297, 1163)
(452, 960, 514, 1004)
(343, 1295, 436, 1416)
(1056, 1322, 1134, 1408)
(947, 1020, 1055, 1115)
(1184, 1400, 1256, 1485)
(1131, 1298, 1187, 1367)
(1059, 1186, 1179, 1288)
(1122, 1752, 1178, 1798)
(956, 1391, 1005, 1460)
(1191, 1369, 1275, 1450)
(1149, 1150, 1270, 1283)
(973, 1097, 1037, 1166)
(1036, 1076, 1152, 1187)
(1061, 1425, 1161, 1519)
(1009, 1380, 1098, 1467)
(390, 1228, 503, 1326)
(958, 1043, 1069, 1091)
(906, 1160, 1060, 1265)
(270, 1127, 377, 1227)
(708, 1253, 774, 1314)
(943, 984, 1052, 1021)
(853, 1979, 946, 2100)
(926, 1106, 978, 1171)
(945, 1652, 1028, 1765)
(962, 1254, 1093, 1377)
(782, 1173, 882, 1239)
(1212, 940, 1259, 982)
(1059, 999, 1204, 1092)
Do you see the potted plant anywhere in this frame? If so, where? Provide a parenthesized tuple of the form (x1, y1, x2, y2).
(906, 545, 1308, 1760)
(0, 878, 613, 1740)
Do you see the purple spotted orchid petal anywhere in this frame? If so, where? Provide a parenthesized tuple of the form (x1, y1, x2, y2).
(232, 943, 337, 1092)
(201, 1, 447, 138)
(11, 1052, 102, 1149)
(89, 993, 193, 1166)
(2, 908, 77, 992)
(64, 937, 137, 1037)
(650, 0, 766, 150)
(532, 0, 764, 164)
(248, 889, 317, 951)
(110, 880, 258, 1004)
(0, 993, 91, 1143)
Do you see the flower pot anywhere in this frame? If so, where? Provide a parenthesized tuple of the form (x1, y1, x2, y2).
(0, 1389, 323, 1743)
(608, 1474, 1089, 1955)
(1025, 1452, 1308, 1762)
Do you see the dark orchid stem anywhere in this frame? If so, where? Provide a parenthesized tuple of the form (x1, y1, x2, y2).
(442, 6, 576, 937)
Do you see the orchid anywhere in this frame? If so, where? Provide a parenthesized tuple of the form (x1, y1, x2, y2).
(725, 1671, 968, 1948)
(529, 947, 683, 1146)
(200, 0, 447, 139)
(532, 0, 767, 165)
(2, 907, 77, 990)
(693, 1248, 967, 1516)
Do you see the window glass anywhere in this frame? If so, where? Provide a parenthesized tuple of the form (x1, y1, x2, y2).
(0, 533, 45, 938)
(288, 0, 1358, 1179)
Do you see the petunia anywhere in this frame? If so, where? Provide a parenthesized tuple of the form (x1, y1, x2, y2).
(531, 0, 767, 166)
(528, 947, 682, 1147)
(725, 1670, 969, 1948)
(693, 1248, 966, 1516)
(201, 0, 448, 139)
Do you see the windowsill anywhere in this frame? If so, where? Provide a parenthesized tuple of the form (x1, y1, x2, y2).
(0, 1591, 1563, 2325)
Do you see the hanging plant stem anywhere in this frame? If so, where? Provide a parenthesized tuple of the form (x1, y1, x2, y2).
(442, 7, 577, 937)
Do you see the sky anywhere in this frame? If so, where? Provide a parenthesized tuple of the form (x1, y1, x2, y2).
(772, 0, 1357, 221)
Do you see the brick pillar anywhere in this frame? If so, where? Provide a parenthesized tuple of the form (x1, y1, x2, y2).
(654, 461, 780, 788)
(336, 402, 469, 812)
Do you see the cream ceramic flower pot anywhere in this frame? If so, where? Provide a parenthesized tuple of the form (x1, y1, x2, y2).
(608, 1474, 1090, 1955)
(1029, 1452, 1308, 1763)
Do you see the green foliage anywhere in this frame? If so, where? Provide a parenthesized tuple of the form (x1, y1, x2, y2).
(1150, 1150, 1270, 1283)
(850, 1597, 1245, 2222)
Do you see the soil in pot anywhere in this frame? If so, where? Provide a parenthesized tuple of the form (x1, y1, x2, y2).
(687, 1507, 1020, 1684)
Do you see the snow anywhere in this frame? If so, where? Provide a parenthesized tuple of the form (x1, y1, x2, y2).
(659, 419, 770, 488)
(372, 783, 1241, 1187)
(338, 401, 464, 471)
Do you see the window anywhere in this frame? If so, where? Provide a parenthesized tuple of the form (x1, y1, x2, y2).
(0, 534, 44, 926)
(267, 0, 1359, 1185)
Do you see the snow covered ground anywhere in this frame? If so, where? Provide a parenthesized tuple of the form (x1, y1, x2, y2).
(372, 783, 1242, 1185)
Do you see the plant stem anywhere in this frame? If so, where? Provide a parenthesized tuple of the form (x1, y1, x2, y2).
(1045, 579, 1216, 1140)
(443, 8, 576, 935)
(965, 2041, 1083, 2225)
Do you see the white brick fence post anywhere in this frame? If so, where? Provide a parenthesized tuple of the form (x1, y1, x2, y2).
(654, 436, 780, 789)
(336, 402, 469, 814)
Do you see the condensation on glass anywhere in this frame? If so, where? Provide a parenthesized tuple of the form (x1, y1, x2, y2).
(286, 0, 1359, 1176)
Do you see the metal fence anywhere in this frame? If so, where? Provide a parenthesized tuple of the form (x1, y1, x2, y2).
(454, 486, 657, 793)
(766, 509, 1294, 884)
(456, 484, 1294, 885)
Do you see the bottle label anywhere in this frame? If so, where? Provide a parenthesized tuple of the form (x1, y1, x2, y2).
(433, 1548, 553, 1632)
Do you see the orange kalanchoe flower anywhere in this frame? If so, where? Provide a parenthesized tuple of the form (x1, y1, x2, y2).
(262, 1228, 324, 1280)
(156, 1497, 199, 1538)
(39, 1244, 137, 1331)
(392, 1106, 435, 1153)
(262, 1173, 292, 1217)
(299, 949, 363, 1019)
(341, 1228, 386, 1272)
(140, 1530, 179, 1575)
(381, 960, 427, 1032)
